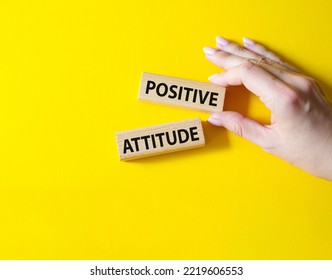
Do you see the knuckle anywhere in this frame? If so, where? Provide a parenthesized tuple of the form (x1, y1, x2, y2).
(232, 123, 244, 138)
(298, 76, 317, 92)
(227, 43, 247, 54)
(216, 51, 231, 59)
(280, 87, 301, 109)
(240, 61, 256, 72)
(236, 45, 247, 54)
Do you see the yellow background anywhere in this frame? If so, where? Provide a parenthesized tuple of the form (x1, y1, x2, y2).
(0, 0, 332, 259)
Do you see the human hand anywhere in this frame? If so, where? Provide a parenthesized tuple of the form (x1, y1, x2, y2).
(203, 37, 332, 181)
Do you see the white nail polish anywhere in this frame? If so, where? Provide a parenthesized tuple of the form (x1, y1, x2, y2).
(243, 37, 255, 46)
(208, 73, 219, 81)
(216, 36, 230, 47)
(203, 47, 217, 55)
(208, 116, 223, 126)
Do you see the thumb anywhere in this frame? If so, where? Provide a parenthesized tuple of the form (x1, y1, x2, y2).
(208, 111, 273, 148)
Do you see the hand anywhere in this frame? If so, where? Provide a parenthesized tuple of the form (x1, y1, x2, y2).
(203, 36, 332, 181)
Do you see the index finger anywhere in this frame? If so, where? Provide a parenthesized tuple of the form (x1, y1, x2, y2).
(209, 62, 295, 112)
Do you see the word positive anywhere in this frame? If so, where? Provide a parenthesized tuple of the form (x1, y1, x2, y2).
(138, 72, 225, 113)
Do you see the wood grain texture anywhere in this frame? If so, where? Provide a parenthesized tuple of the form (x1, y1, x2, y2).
(138, 72, 225, 113)
(116, 118, 205, 160)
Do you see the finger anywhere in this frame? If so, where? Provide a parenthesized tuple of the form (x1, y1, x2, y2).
(209, 61, 314, 94)
(203, 46, 247, 69)
(203, 46, 307, 94)
(216, 36, 261, 60)
(208, 62, 294, 112)
(242, 37, 298, 72)
(242, 37, 282, 62)
(215, 36, 295, 73)
(203, 46, 294, 74)
(208, 111, 275, 149)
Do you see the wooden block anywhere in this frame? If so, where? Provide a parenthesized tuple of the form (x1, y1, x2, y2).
(138, 72, 225, 113)
(116, 118, 205, 160)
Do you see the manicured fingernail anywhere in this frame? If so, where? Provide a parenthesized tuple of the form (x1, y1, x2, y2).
(216, 36, 230, 47)
(203, 46, 217, 55)
(208, 73, 219, 81)
(243, 37, 255, 46)
(208, 116, 223, 126)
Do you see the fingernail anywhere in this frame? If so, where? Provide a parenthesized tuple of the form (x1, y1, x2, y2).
(203, 46, 217, 55)
(216, 36, 230, 47)
(208, 73, 219, 81)
(243, 37, 255, 46)
(208, 116, 223, 126)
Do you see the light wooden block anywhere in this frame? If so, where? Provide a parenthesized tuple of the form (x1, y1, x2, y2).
(116, 118, 205, 160)
(138, 72, 225, 113)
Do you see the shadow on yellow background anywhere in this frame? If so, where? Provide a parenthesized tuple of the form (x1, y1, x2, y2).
(0, 0, 331, 259)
